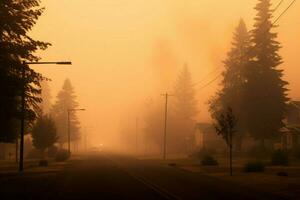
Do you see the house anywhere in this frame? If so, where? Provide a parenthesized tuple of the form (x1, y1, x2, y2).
(281, 101, 300, 150)
(0, 135, 32, 160)
(194, 101, 300, 152)
(194, 123, 226, 153)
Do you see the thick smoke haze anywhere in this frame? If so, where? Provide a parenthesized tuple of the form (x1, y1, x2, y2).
(30, 0, 300, 149)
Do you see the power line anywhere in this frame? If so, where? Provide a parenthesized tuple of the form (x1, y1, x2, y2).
(196, 0, 296, 91)
(198, 74, 222, 90)
(274, 0, 285, 12)
(273, 0, 296, 24)
(192, 0, 286, 89)
(192, 66, 222, 86)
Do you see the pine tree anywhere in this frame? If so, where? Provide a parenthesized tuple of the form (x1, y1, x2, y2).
(51, 79, 81, 146)
(244, 0, 289, 147)
(209, 19, 250, 151)
(170, 63, 197, 153)
(173, 63, 197, 121)
(0, 1, 50, 142)
(32, 115, 57, 157)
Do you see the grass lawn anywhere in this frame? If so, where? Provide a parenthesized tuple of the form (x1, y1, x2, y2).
(0, 158, 69, 199)
(165, 156, 300, 199)
(0, 158, 68, 178)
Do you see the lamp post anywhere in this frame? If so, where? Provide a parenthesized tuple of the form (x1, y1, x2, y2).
(19, 61, 72, 172)
(67, 108, 85, 155)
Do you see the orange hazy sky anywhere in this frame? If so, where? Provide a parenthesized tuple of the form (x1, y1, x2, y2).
(30, 0, 300, 146)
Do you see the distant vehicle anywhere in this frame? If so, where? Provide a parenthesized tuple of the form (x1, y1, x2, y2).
(90, 147, 100, 152)
(90, 144, 104, 152)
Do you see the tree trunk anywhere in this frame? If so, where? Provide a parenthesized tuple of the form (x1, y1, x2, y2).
(229, 132, 233, 176)
(261, 139, 266, 152)
(230, 144, 233, 176)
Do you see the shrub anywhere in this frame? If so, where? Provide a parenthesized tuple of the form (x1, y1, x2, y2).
(201, 155, 218, 166)
(271, 150, 289, 166)
(55, 149, 70, 162)
(26, 148, 42, 159)
(199, 148, 216, 156)
(48, 145, 58, 158)
(39, 160, 48, 167)
(277, 171, 288, 177)
(189, 148, 216, 159)
(244, 161, 265, 172)
(168, 163, 177, 167)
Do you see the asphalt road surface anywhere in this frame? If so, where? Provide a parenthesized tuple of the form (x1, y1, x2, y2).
(0, 153, 284, 200)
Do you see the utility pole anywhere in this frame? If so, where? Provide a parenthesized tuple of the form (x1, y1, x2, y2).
(161, 93, 173, 160)
(135, 117, 139, 154)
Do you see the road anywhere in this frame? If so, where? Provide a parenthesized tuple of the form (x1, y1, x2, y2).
(0, 153, 283, 200)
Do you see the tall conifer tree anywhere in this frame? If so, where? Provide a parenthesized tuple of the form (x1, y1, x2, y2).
(170, 63, 197, 153)
(244, 0, 289, 146)
(173, 64, 197, 121)
(209, 19, 250, 151)
(51, 79, 81, 146)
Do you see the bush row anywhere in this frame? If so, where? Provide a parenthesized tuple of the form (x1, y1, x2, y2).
(27, 146, 70, 162)
(197, 149, 293, 172)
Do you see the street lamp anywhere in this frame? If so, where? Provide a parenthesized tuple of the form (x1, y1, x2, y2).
(19, 61, 72, 172)
(67, 108, 85, 155)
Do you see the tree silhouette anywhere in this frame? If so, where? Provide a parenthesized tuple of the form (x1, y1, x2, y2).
(170, 63, 197, 153)
(40, 80, 52, 114)
(32, 115, 57, 158)
(244, 0, 289, 148)
(214, 107, 237, 176)
(51, 79, 81, 146)
(209, 19, 250, 151)
(0, 0, 50, 142)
